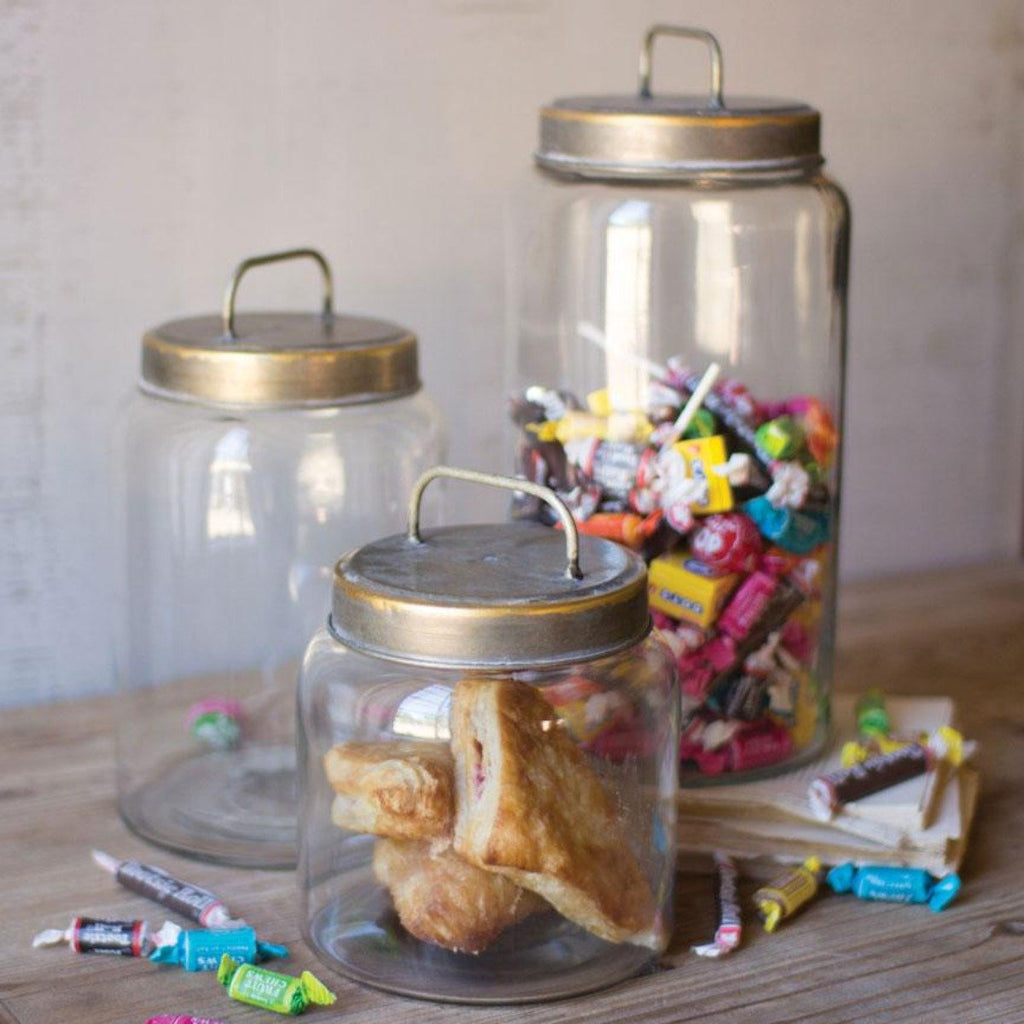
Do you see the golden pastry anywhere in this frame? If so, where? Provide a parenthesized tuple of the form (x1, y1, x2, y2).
(324, 740, 453, 840)
(450, 677, 658, 948)
(373, 838, 547, 954)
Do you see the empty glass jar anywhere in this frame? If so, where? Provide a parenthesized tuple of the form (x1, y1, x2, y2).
(114, 248, 446, 868)
(298, 468, 678, 1003)
(505, 26, 850, 781)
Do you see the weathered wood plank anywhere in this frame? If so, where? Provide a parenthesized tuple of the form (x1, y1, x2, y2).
(1, 563, 1022, 1023)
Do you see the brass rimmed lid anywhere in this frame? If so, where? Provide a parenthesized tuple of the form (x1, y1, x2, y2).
(536, 25, 822, 179)
(330, 467, 651, 670)
(141, 248, 420, 407)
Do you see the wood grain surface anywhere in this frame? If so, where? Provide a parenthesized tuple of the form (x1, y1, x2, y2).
(1, 562, 1022, 1023)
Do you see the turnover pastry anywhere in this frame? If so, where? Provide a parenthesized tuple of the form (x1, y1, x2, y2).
(451, 677, 658, 948)
(324, 740, 453, 840)
(373, 838, 547, 954)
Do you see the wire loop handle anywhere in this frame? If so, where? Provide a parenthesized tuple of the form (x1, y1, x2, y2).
(407, 466, 583, 580)
(221, 248, 334, 339)
(639, 25, 724, 108)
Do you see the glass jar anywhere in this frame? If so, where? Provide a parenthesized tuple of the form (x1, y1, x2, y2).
(298, 468, 678, 1004)
(114, 248, 446, 868)
(506, 26, 849, 782)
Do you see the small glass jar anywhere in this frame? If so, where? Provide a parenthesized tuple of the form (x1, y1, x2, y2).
(506, 27, 850, 781)
(114, 249, 446, 868)
(298, 468, 678, 1004)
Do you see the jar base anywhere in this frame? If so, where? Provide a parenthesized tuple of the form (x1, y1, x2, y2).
(306, 867, 655, 1004)
(118, 743, 298, 869)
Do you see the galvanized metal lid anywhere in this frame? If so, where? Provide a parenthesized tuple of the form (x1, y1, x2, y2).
(536, 25, 822, 179)
(330, 467, 651, 670)
(141, 248, 420, 407)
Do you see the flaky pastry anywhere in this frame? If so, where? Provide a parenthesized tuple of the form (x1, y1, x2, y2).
(324, 740, 453, 840)
(450, 677, 659, 948)
(372, 838, 547, 954)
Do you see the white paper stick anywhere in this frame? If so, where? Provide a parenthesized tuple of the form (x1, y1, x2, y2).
(660, 362, 721, 451)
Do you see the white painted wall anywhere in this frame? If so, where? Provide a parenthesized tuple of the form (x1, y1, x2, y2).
(3, 0, 1022, 706)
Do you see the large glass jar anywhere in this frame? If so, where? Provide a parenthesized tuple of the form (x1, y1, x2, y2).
(298, 468, 678, 1004)
(506, 26, 849, 782)
(114, 249, 446, 868)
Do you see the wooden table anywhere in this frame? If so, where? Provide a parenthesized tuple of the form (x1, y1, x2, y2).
(2, 562, 1022, 1023)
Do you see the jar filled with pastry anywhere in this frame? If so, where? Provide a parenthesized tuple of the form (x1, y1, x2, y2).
(297, 468, 679, 1003)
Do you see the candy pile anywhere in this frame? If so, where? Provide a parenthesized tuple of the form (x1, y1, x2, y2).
(511, 359, 838, 775)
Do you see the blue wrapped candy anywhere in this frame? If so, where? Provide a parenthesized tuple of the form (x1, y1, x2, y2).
(825, 863, 960, 912)
(744, 496, 829, 554)
(149, 922, 288, 971)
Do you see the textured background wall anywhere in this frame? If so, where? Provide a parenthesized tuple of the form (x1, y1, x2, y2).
(3, 0, 1023, 706)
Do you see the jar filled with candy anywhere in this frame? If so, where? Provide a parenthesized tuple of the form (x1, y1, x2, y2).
(506, 26, 849, 780)
(298, 467, 678, 1003)
(114, 248, 446, 868)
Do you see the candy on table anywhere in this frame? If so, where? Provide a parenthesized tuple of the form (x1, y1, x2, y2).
(32, 917, 149, 956)
(825, 863, 961, 911)
(807, 726, 965, 822)
(855, 688, 891, 737)
(754, 857, 823, 933)
(147, 1017, 231, 1024)
(692, 853, 742, 958)
(218, 954, 336, 1015)
(91, 849, 243, 929)
(185, 698, 243, 751)
(149, 921, 289, 971)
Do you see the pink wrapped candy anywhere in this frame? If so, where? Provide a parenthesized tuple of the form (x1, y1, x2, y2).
(690, 513, 762, 574)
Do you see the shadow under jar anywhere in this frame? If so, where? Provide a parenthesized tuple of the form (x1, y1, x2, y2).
(114, 249, 446, 869)
(298, 468, 678, 1003)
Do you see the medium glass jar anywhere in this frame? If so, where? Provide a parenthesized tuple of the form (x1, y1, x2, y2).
(298, 468, 678, 1004)
(114, 249, 446, 868)
(506, 26, 850, 781)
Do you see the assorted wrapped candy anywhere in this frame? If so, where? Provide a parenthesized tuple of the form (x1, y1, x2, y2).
(511, 360, 838, 775)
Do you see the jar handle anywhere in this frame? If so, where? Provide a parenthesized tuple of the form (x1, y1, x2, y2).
(638, 25, 724, 109)
(221, 248, 334, 340)
(407, 466, 583, 580)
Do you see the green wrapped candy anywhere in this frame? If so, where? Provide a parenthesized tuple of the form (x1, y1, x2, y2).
(755, 415, 804, 460)
(218, 954, 336, 1015)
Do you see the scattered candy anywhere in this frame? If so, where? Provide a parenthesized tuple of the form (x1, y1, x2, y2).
(692, 853, 741, 958)
(754, 857, 823, 933)
(147, 1018, 230, 1024)
(33, 917, 149, 956)
(826, 863, 961, 911)
(808, 728, 964, 822)
(186, 698, 243, 750)
(854, 689, 890, 737)
(92, 849, 243, 929)
(218, 954, 336, 1015)
(150, 922, 289, 971)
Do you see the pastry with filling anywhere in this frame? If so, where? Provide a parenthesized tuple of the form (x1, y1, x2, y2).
(373, 838, 548, 954)
(451, 676, 659, 948)
(324, 740, 454, 840)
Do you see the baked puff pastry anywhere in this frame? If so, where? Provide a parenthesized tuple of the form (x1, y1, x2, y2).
(324, 740, 454, 841)
(451, 677, 658, 949)
(373, 838, 548, 954)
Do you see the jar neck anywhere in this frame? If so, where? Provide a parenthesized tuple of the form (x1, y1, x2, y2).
(534, 160, 828, 188)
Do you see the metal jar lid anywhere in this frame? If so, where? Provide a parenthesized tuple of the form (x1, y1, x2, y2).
(536, 25, 822, 179)
(141, 248, 420, 407)
(330, 467, 651, 670)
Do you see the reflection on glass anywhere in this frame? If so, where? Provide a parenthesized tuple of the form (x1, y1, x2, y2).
(693, 198, 739, 362)
(206, 426, 255, 541)
(604, 200, 653, 411)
